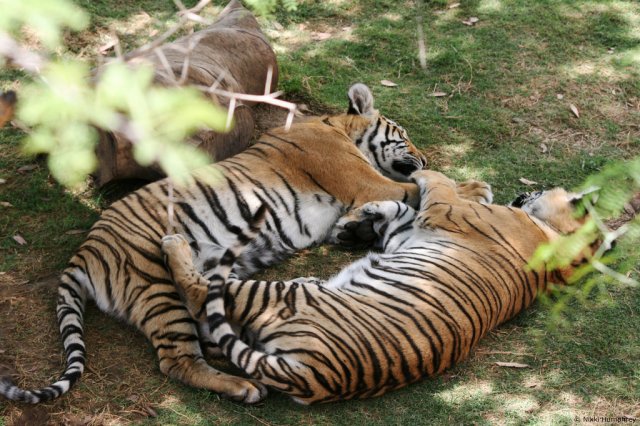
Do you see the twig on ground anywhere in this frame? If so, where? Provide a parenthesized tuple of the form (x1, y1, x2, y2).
(476, 350, 531, 357)
(414, 1, 427, 70)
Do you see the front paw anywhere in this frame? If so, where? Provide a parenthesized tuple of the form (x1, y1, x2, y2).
(456, 180, 493, 204)
(410, 170, 456, 189)
(329, 203, 383, 247)
(161, 234, 194, 273)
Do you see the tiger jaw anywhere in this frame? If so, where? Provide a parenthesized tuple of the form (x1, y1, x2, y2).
(371, 153, 427, 182)
(389, 158, 427, 181)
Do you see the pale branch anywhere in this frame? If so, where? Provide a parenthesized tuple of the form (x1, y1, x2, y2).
(592, 260, 638, 287)
(208, 69, 227, 93)
(416, 16, 427, 70)
(176, 0, 213, 16)
(582, 197, 638, 287)
(195, 83, 298, 132)
(198, 86, 297, 113)
(0, 31, 45, 73)
(154, 48, 178, 85)
(8, 118, 32, 135)
(225, 97, 236, 132)
(123, 21, 186, 61)
(583, 198, 627, 257)
(413, 0, 427, 70)
(264, 65, 274, 96)
(123, 0, 212, 61)
(176, 33, 206, 85)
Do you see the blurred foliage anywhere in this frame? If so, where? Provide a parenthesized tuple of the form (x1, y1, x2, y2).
(531, 158, 639, 324)
(0, 0, 88, 49)
(0, 0, 229, 186)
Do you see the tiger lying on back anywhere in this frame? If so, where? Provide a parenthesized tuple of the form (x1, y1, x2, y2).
(0, 84, 489, 404)
(159, 170, 594, 404)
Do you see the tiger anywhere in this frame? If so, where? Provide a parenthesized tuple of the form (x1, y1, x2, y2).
(1, 83, 495, 405)
(156, 169, 595, 404)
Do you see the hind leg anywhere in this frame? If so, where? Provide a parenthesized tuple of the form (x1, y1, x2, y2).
(159, 235, 267, 404)
(162, 236, 325, 311)
(130, 274, 266, 402)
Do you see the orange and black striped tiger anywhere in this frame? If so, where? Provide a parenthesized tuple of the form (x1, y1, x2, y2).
(159, 170, 594, 404)
(1, 84, 436, 404)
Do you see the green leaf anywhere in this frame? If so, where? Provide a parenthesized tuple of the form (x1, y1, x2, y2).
(95, 62, 155, 112)
(23, 129, 54, 154)
(48, 148, 97, 187)
(157, 144, 210, 187)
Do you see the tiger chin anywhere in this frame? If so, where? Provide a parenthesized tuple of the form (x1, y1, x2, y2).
(159, 170, 596, 405)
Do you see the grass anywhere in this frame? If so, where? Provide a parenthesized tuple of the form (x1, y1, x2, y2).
(1, 0, 639, 424)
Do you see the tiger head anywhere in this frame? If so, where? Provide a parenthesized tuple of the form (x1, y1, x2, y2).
(511, 187, 602, 282)
(510, 187, 597, 235)
(344, 83, 427, 182)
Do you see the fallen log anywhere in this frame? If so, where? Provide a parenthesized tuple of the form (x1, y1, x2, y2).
(94, 0, 278, 187)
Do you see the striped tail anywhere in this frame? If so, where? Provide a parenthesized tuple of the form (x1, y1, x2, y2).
(0, 271, 87, 403)
(203, 205, 316, 403)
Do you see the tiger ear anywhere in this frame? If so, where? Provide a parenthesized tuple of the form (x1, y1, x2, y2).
(347, 83, 376, 117)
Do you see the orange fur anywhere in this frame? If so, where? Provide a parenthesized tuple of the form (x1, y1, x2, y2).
(0, 90, 16, 128)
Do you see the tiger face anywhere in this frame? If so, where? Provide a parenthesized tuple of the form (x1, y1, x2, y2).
(510, 188, 592, 234)
(360, 116, 427, 181)
(346, 83, 427, 181)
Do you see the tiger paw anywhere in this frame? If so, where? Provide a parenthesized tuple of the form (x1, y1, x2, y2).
(328, 202, 386, 247)
(222, 378, 268, 404)
(410, 170, 456, 189)
(456, 180, 493, 204)
(161, 234, 194, 275)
